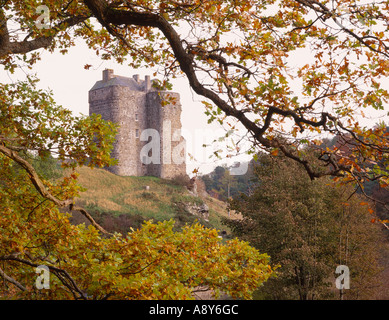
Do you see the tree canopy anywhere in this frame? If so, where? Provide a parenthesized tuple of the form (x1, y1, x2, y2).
(225, 152, 385, 300)
(0, 77, 275, 299)
(0, 0, 279, 299)
(2, 0, 389, 298)
(2, 1, 389, 186)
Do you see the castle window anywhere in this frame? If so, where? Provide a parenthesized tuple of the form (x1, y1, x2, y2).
(135, 129, 139, 138)
(135, 113, 139, 121)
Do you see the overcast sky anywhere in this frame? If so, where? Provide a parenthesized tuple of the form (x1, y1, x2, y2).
(2, 29, 388, 177)
(0, 40, 252, 176)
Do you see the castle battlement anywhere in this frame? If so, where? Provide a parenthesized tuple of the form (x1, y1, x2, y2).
(89, 69, 186, 179)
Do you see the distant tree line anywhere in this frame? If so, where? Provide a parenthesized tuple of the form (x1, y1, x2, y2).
(199, 162, 255, 201)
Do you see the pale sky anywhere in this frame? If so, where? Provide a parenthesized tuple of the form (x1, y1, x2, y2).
(2, 27, 388, 177)
(0, 40, 251, 176)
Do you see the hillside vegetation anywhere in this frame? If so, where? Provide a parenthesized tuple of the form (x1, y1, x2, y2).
(71, 167, 240, 234)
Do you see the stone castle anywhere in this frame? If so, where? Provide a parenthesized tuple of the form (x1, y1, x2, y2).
(88, 69, 186, 179)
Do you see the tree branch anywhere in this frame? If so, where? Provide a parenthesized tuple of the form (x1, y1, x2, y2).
(0, 143, 109, 234)
(294, 0, 389, 59)
(82, 0, 345, 181)
(0, 13, 90, 57)
(0, 266, 27, 292)
(0, 255, 88, 299)
(82, 0, 389, 185)
(0, 144, 72, 207)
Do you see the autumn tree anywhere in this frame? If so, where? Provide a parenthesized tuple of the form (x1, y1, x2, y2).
(0, 1, 277, 299)
(225, 152, 385, 300)
(2, 0, 389, 298)
(200, 164, 255, 200)
(0, 77, 275, 299)
(84, 0, 389, 225)
(73, 0, 389, 206)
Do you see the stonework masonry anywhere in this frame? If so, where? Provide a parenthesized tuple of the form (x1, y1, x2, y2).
(89, 69, 187, 179)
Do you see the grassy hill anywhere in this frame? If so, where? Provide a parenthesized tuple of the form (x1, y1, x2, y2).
(70, 166, 241, 235)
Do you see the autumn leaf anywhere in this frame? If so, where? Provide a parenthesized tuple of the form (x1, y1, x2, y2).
(2, 0, 389, 300)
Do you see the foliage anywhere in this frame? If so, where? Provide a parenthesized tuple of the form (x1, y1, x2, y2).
(170, 174, 191, 188)
(2, 0, 389, 299)
(0, 64, 273, 301)
(1, 188, 274, 299)
(31, 153, 63, 181)
(2, 0, 389, 191)
(224, 152, 385, 300)
(0, 97, 274, 301)
(0, 77, 118, 170)
(200, 163, 255, 201)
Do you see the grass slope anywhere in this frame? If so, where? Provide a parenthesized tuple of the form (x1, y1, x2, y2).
(72, 167, 239, 233)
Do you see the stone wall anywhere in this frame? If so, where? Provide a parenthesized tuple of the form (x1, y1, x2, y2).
(89, 69, 187, 179)
(146, 91, 186, 179)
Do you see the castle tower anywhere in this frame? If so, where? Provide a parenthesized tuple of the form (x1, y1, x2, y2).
(88, 69, 186, 179)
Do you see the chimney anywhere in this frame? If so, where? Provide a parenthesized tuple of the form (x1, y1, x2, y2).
(133, 74, 140, 83)
(103, 69, 114, 82)
(145, 75, 151, 91)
